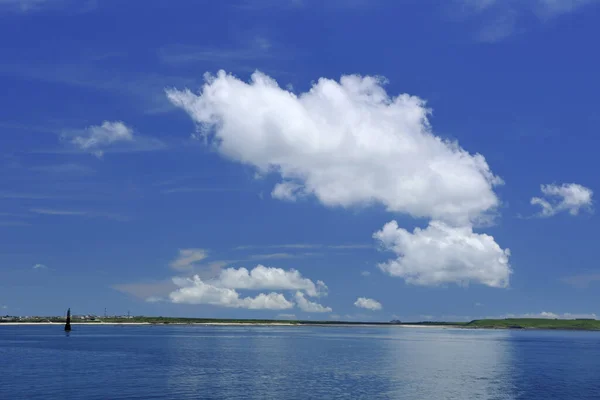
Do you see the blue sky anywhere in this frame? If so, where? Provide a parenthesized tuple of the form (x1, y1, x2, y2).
(1, 0, 599, 321)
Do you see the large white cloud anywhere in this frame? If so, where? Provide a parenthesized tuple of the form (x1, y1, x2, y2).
(354, 297, 382, 311)
(374, 220, 511, 288)
(167, 70, 502, 225)
(531, 183, 593, 217)
(294, 292, 332, 313)
(215, 265, 327, 297)
(167, 71, 510, 289)
(170, 276, 294, 310)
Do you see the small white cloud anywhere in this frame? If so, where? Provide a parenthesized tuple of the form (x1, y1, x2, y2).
(374, 220, 511, 288)
(33, 263, 47, 269)
(475, 302, 484, 307)
(294, 292, 332, 313)
(69, 121, 133, 157)
(354, 297, 382, 311)
(215, 265, 327, 297)
(1, 305, 7, 309)
(531, 183, 593, 217)
(170, 275, 294, 310)
(361, 271, 371, 277)
(145, 296, 165, 303)
(169, 249, 208, 271)
(62, 121, 164, 157)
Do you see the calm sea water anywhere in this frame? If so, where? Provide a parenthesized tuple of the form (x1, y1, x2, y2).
(1, 325, 599, 399)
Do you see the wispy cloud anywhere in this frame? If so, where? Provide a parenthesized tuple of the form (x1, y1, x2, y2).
(158, 40, 273, 66)
(161, 187, 241, 195)
(60, 121, 166, 157)
(0, 0, 97, 13)
(112, 279, 178, 300)
(277, 313, 297, 319)
(0, 0, 47, 12)
(234, 243, 373, 251)
(169, 249, 208, 271)
(30, 208, 87, 216)
(29, 163, 94, 176)
(457, 0, 599, 42)
(0, 61, 204, 114)
(0, 192, 62, 200)
(33, 263, 47, 269)
(0, 221, 31, 227)
(246, 252, 322, 261)
(30, 208, 129, 221)
(561, 273, 600, 289)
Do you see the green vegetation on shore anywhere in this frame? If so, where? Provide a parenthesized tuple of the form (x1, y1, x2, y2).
(464, 318, 600, 330)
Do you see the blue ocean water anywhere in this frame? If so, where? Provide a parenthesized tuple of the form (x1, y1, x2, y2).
(1, 325, 599, 399)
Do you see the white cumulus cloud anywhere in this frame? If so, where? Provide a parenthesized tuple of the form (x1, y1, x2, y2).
(531, 183, 593, 217)
(215, 265, 327, 297)
(169, 248, 208, 271)
(167, 70, 511, 289)
(294, 292, 332, 313)
(166, 70, 502, 226)
(166, 264, 330, 311)
(354, 297, 382, 310)
(170, 276, 294, 310)
(374, 220, 511, 288)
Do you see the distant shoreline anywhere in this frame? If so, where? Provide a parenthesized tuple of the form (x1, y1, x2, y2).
(0, 321, 457, 329)
(2, 318, 599, 331)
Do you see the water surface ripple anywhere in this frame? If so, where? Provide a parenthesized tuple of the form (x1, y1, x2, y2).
(1, 325, 599, 399)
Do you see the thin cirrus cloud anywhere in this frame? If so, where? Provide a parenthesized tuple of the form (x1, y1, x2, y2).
(561, 273, 600, 289)
(354, 297, 382, 311)
(458, 0, 599, 42)
(0, 0, 97, 13)
(158, 38, 273, 66)
(29, 208, 129, 221)
(167, 265, 332, 311)
(234, 243, 372, 250)
(167, 70, 511, 289)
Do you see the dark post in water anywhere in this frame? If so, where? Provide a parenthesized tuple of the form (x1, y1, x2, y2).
(64, 308, 71, 332)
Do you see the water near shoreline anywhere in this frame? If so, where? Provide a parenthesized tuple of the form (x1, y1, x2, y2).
(1, 325, 599, 399)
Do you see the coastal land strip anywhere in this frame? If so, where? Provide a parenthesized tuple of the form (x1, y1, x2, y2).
(2, 317, 600, 331)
